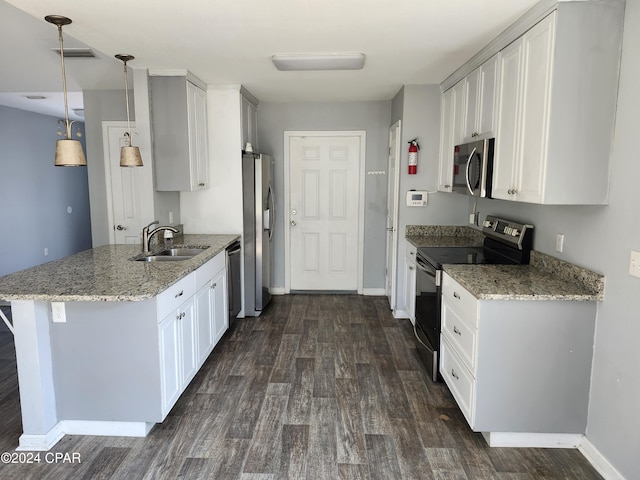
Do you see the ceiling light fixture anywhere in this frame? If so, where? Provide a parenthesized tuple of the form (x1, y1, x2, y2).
(45, 15, 86, 167)
(115, 54, 143, 167)
(271, 53, 365, 71)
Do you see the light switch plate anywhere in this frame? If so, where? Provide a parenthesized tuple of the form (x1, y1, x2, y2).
(630, 251, 640, 278)
(556, 234, 565, 253)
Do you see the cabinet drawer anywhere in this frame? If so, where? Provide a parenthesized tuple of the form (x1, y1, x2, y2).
(441, 297, 478, 373)
(157, 273, 196, 320)
(441, 337, 475, 427)
(442, 273, 478, 327)
(195, 252, 225, 290)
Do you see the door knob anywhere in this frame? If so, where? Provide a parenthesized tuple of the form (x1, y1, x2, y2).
(290, 220, 297, 226)
(291, 209, 297, 215)
(115, 225, 127, 231)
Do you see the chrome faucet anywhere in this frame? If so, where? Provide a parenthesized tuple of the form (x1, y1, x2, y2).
(142, 220, 179, 253)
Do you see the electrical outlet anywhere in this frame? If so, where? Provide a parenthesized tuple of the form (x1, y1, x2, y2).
(44, 248, 49, 257)
(555, 234, 565, 253)
(630, 251, 640, 279)
(51, 302, 66, 323)
(168, 211, 174, 224)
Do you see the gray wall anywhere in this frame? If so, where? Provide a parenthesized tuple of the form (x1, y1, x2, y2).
(83, 89, 129, 246)
(0, 106, 92, 276)
(257, 101, 391, 290)
(467, 1, 639, 476)
(83, 88, 180, 247)
(391, 85, 469, 310)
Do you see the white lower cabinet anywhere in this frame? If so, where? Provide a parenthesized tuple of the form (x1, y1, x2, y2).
(211, 267, 229, 344)
(158, 251, 228, 418)
(404, 242, 417, 322)
(440, 272, 597, 437)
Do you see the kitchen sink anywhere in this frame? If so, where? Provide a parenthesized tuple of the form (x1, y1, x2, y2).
(132, 246, 209, 262)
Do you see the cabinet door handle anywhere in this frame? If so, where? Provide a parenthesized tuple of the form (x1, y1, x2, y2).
(453, 292, 461, 299)
(175, 290, 184, 298)
(453, 326, 462, 335)
(451, 369, 459, 380)
(211, 282, 217, 289)
(409, 266, 414, 271)
(176, 312, 184, 320)
(444, 184, 451, 189)
(198, 183, 205, 187)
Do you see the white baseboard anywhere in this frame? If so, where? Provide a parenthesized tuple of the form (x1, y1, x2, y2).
(61, 420, 155, 437)
(482, 432, 583, 448)
(361, 288, 386, 296)
(269, 287, 287, 295)
(393, 309, 410, 319)
(579, 437, 626, 480)
(16, 423, 65, 451)
(16, 421, 155, 451)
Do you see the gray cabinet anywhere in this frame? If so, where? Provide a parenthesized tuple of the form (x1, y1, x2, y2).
(440, 272, 596, 438)
(150, 74, 209, 191)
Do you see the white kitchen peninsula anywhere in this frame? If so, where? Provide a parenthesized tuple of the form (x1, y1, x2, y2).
(0, 234, 238, 451)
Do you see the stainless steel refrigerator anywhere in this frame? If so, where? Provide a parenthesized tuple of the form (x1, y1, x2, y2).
(242, 152, 274, 316)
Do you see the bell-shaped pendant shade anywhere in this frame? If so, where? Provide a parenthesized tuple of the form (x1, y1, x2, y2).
(120, 145, 143, 167)
(55, 139, 87, 166)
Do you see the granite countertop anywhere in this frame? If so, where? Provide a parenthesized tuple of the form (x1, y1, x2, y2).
(405, 224, 604, 302)
(0, 234, 239, 302)
(443, 263, 602, 301)
(405, 225, 484, 248)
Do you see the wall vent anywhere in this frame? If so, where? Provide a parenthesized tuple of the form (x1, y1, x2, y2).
(52, 48, 96, 58)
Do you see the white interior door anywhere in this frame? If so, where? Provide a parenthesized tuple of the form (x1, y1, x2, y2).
(288, 135, 362, 291)
(103, 122, 145, 244)
(386, 120, 401, 307)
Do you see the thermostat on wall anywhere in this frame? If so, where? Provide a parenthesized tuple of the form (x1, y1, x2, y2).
(406, 190, 428, 206)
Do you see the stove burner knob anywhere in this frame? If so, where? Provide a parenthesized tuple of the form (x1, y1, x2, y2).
(512, 229, 520, 237)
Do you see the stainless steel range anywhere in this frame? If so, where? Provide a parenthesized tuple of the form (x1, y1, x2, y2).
(413, 215, 534, 381)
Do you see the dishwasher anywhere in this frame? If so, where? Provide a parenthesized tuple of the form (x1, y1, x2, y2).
(226, 241, 242, 325)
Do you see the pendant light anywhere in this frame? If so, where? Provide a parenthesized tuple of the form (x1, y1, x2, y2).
(115, 54, 143, 167)
(45, 15, 87, 167)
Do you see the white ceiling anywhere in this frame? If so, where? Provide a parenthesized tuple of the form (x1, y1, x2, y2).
(0, 0, 539, 119)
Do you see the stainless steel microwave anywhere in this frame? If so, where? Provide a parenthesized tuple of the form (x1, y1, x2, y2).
(452, 138, 494, 198)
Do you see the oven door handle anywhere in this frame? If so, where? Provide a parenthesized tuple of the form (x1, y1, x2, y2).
(416, 256, 441, 286)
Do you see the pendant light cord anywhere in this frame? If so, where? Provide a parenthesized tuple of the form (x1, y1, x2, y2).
(123, 60, 132, 147)
(56, 24, 72, 140)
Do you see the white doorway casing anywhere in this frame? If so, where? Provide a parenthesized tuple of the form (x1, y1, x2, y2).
(284, 131, 366, 293)
(102, 121, 148, 245)
(385, 120, 401, 308)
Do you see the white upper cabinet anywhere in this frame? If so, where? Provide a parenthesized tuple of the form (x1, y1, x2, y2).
(492, 2, 623, 204)
(493, 13, 555, 203)
(438, 79, 467, 192)
(241, 93, 258, 151)
(464, 55, 500, 142)
(150, 73, 209, 192)
(440, 0, 624, 205)
(438, 87, 456, 192)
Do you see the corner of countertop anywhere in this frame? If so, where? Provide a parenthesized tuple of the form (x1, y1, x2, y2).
(530, 251, 605, 301)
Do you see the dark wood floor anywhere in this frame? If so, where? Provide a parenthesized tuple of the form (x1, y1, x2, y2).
(0, 296, 602, 479)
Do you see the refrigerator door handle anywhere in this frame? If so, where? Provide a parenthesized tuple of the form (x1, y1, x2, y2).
(266, 183, 275, 241)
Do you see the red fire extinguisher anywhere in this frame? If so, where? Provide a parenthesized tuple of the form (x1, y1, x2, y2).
(408, 139, 419, 175)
